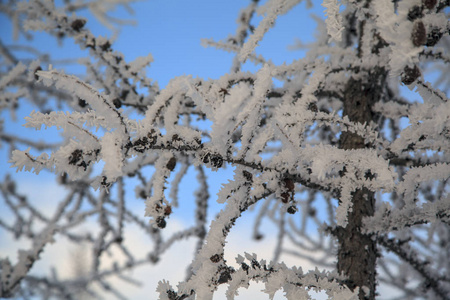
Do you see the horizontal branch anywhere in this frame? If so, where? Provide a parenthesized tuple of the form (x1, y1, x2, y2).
(378, 236, 450, 300)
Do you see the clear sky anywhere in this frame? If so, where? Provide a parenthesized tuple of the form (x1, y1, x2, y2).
(97, 0, 323, 87)
(0, 0, 324, 169)
(0, 0, 325, 221)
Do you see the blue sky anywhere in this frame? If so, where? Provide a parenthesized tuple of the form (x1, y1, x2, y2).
(0, 0, 323, 150)
(0, 0, 324, 217)
(106, 0, 322, 86)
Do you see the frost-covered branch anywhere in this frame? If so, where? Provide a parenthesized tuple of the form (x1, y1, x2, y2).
(378, 236, 450, 299)
(1, 0, 450, 299)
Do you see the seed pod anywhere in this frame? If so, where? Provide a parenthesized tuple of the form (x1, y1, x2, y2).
(407, 6, 423, 21)
(217, 269, 232, 284)
(69, 149, 83, 165)
(241, 262, 250, 272)
(253, 233, 264, 240)
(34, 66, 42, 80)
(412, 21, 427, 47)
(78, 98, 87, 108)
(287, 205, 298, 214)
(71, 19, 86, 32)
(156, 217, 166, 229)
(164, 205, 172, 216)
(148, 253, 159, 263)
(209, 154, 223, 168)
(401, 65, 421, 85)
(166, 157, 177, 171)
(100, 41, 111, 52)
(308, 102, 318, 113)
(210, 254, 221, 263)
(112, 98, 121, 109)
(219, 88, 229, 95)
(422, 0, 437, 9)
(202, 153, 210, 164)
(242, 170, 253, 182)
(281, 192, 290, 203)
(171, 134, 180, 142)
(426, 28, 443, 46)
(283, 178, 295, 191)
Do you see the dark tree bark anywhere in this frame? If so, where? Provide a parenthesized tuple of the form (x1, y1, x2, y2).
(337, 69, 386, 299)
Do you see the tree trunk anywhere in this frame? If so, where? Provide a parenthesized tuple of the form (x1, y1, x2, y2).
(337, 74, 383, 299)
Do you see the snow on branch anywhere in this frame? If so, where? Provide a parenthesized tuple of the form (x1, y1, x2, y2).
(2, 0, 450, 298)
(239, 0, 299, 62)
(364, 196, 450, 234)
(201, 38, 267, 67)
(0, 62, 27, 111)
(160, 253, 359, 300)
(24, 110, 102, 142)
(321, 0, 344, 43)
(36, 69, 129, 134)
(377, 236, 450, 300)
(0, 224, 56, 297)
(0, 62, 27, 90)
(398, 163, 450, 206)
